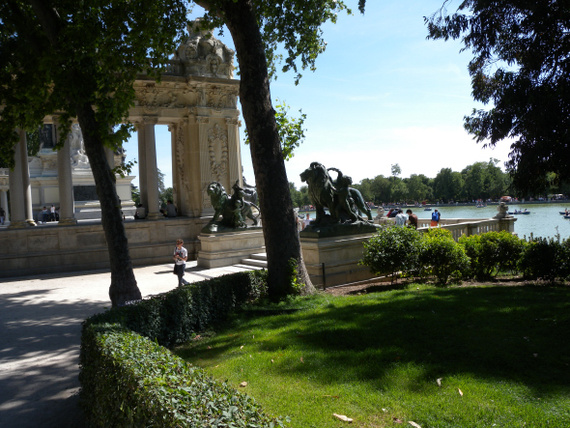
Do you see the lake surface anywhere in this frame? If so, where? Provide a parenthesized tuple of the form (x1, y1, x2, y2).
(408, 204, 570, 241)
(302, 203, 570, 241)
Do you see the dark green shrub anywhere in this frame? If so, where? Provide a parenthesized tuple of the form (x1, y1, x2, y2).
(459, 231, 526, 279)
(560, 239, 570, 280)
(419, 228, 470, 285)
(360, 225, 422, 282)
(519, 237, 568, 281)
(495, 231, 527, 274)
(85, 272, 263, 348)
(80, 271, 283, 427)
(80, 327, 286, 427)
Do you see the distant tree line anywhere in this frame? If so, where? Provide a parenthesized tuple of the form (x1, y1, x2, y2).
(289, 159, 570, 207)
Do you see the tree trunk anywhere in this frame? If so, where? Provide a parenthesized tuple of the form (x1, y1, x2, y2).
(218, 0, 315, 299)
(76, 103, 142, 307)
(28, 0, 142, 307)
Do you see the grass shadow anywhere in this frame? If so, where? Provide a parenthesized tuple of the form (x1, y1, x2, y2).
(179, 284, 570, 400)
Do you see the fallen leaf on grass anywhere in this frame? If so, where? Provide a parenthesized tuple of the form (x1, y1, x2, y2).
(333, 413, 353, 423)
(408, 422, 422, 428)
(239, 381, 248, 387)
(458, 388, 463, 397)
(300, 357, 304, 363)
(393, 417, 403, 423)
(240, 345, 244, 349)
(436, 378, 442, 387)
(322, 395, 339, 399)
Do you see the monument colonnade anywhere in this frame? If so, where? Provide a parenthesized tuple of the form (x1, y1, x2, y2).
(4, 121, 123, 228)
(0, 23, 247, 277)
(2, 85, 243, 220)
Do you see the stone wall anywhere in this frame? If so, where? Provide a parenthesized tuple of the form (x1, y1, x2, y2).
(0, 217, 208, 278)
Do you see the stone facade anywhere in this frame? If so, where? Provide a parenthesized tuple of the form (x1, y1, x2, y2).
(0, 22, 246, 277)
(25, 123, 135, 221)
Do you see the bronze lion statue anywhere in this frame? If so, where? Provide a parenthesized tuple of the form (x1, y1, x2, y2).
(300, 162, 337, 225)
(300, 162, 372, 226)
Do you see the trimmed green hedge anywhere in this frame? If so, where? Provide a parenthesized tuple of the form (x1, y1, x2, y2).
(80, 271, 287, 427)
(361, 227, 570, 284)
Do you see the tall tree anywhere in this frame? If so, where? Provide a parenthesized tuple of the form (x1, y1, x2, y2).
(433, 168, 464, 202)
(0, 0, 188, 306)
(405, 174, 433, 202)
(426, 1, 570, 194)
(194, 0, 366, 299)
(461, 162, 486, 200)
(370, 175, 392, 204)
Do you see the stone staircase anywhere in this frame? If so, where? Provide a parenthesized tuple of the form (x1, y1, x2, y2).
(235, 252, 267, 270)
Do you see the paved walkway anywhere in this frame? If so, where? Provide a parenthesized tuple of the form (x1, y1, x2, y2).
(0, 262, 256, 428)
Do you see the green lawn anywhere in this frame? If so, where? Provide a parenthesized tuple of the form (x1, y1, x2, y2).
(175, 284, 570, 427)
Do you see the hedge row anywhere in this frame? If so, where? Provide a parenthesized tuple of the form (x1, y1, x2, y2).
(79, 271, 287, 427)
(361, 227, 570, 284)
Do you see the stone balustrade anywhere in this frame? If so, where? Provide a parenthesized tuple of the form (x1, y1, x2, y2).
(376, 217, 516, 241)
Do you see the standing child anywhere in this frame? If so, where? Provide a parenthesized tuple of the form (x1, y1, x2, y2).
(173, 238, 188, 286)
(430, 209, 441, 227)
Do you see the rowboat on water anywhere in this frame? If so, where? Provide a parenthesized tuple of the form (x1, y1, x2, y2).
(509, 210, 531, 215)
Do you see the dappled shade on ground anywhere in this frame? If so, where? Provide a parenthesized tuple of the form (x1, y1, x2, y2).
(176, 283, 570, 427)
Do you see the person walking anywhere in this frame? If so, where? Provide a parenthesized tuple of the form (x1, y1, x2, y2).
(173, 238, 188, 286)
(406, 209, 418, 229)
(0, 206, 5, 225)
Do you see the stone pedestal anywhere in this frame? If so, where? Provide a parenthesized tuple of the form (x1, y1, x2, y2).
(300, 224, 378, 289)
(498, 217, 517, 233)
(198, 228, 265, 268)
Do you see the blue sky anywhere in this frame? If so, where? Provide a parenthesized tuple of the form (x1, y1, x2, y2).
(124, 0, 512, 190)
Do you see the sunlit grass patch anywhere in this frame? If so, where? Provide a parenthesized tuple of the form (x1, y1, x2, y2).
(176, 285, 570, 427)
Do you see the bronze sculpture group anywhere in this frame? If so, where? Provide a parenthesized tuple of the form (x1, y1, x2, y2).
(300, 162, 372, 227)
(203, 162, 371, 233)
(205, 181, 260, 231)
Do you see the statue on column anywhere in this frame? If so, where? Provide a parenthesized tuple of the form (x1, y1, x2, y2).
(69, 124, 90, 168)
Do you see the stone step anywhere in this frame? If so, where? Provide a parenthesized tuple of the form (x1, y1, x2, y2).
(239, 258, 268, 268)
(233, 263, 266, 271)
(249, 252, 267, 262)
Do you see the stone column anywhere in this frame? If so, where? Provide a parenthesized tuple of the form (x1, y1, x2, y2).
(139, 117, 161, 220)
(169, 121, 180, 211)
(0, 189, 9, 224)
(9, 129, 36, 228)
(57, 128, 77, 225)
(137, 121, 148, 211)
(226, 117, 242, 186)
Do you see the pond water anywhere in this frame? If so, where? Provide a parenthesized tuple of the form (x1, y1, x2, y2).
(301, 203, 570, 241)
(409, 204, 570, 241)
